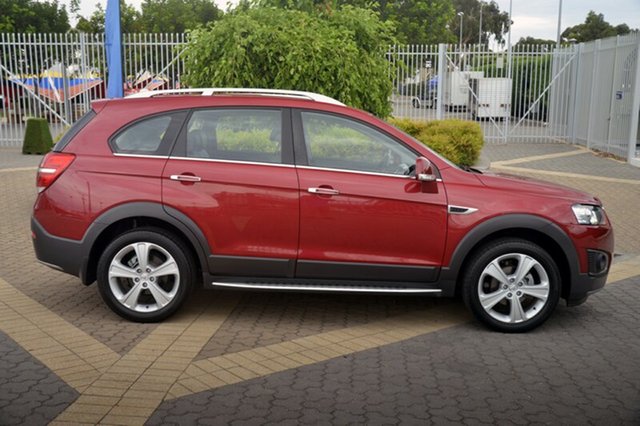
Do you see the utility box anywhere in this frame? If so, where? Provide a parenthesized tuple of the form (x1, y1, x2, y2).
(444, 71, 484, 110)
(469, 78, 512, 120)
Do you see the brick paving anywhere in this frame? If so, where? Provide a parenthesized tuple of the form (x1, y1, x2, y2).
(0, 144, 639, 424)
(0, 331, 78, 425)
(195, 292, 446, 360)
(149, 276, 640, 426)
(0, 148, 42, 169)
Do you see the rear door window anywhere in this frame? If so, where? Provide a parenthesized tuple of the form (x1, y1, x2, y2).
(183, 109, 283, 164)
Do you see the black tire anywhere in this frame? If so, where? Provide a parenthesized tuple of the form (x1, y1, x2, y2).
(96, 227, 196, 322)
(462, 238, 560, 333)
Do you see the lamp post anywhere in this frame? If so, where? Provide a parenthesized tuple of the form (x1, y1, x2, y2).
(556, 0, 563, 49)
(458, 12, 464, 51)
(479, 3, 483, 46)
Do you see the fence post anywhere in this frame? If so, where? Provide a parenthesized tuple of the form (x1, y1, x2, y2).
(606, 36, 621, 153)
(586, 39, 601, 150)
(436, 43, 445, 120)
(570, 43, 582, 145)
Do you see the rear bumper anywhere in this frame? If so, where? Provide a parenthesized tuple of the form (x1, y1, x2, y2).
(31, 217, 88, 282)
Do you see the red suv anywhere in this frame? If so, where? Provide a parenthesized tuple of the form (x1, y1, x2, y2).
(31, 89, 613, 332)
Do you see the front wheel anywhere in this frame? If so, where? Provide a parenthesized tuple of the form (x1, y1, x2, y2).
(462, 239, 560, 333)
(96, 228, 196, 322)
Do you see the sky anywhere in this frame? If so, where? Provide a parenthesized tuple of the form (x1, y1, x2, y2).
(492, 0, 640, 42)
(65, 0, 640, 43)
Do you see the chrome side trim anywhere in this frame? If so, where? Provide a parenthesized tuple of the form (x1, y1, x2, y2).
(448, 205, 479, 215)
(169, 156, 296, 168)
(210, 281, 442, 293)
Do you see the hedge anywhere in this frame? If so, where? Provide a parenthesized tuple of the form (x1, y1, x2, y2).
(22, 118, 53, 155)
(388, 118, 484, 167)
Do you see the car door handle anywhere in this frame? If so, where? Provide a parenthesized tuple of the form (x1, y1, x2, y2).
(170, 174, 202, 182)
(308, 187, 340, 196)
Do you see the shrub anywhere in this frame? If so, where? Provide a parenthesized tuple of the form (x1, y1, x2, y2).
(388, 118, 484, 166)
(22, 118, 53, 155)
(182, 7, 397, 118)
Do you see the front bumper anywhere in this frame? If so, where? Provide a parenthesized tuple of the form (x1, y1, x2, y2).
(566, 272, 608, 306)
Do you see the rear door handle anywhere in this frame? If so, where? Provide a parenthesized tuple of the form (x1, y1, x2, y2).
(170, 174, 202, 182)
(308, 187, 340, 196)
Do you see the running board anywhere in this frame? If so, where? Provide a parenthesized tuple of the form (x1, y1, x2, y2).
(210, 281, 442, 294)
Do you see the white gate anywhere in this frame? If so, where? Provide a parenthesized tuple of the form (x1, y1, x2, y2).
(391, 43, 578, 145)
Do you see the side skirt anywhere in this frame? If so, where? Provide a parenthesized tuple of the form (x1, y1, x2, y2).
(204, 277, 443, 294)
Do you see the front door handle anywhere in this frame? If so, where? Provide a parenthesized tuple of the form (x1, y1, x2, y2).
(170, 174, 202, 182)
(308, 187, 340, 196)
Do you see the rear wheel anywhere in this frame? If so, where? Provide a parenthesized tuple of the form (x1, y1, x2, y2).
(462, 238, 560, 332)
(97, 228, 195, 322)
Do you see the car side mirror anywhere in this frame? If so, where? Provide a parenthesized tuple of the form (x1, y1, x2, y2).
(415, 156, 436, 182)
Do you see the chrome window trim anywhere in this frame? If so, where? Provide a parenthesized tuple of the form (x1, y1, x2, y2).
(112, 153, 444, 181)
(113, 153, 170, 159)
(296, 165, 413, 179)
(169, 156, 295, 168)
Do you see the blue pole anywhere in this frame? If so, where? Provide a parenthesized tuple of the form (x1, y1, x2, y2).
(105, 0, 123, 98)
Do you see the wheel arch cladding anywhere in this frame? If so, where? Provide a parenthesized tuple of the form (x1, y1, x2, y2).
(82, 202, 210, 285)
(442, 214, 576, 299)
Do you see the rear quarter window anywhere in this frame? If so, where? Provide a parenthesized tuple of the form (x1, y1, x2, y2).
(109, 111, 187, 156)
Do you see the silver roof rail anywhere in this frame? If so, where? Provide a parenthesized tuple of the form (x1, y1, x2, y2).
(126, 88, 345, 106)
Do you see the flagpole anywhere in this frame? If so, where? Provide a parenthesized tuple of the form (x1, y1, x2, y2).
(105, 0, 124, 98)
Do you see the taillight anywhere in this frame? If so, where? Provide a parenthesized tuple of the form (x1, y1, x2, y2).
(36, 152, 75, 193)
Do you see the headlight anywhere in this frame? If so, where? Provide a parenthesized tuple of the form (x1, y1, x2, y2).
(572, 204, 605, 225)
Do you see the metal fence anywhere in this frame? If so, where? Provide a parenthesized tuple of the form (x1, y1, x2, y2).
(1, 32, 639, 166)
(553, 33, 640, 166)
(0, 32, 186, 147)
(391, 38, 640, 163)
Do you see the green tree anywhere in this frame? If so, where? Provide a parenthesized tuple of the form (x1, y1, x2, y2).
(253, 0, 456, 45)
(386, 0, 455, 44)
(515, 37, 555, 47)
(140, 0, 223, 33)
(183, 7, 396, 117)
(74, 3, 143, 33)
(0, 0, 70, 33)
(450, 0, 509, 45)
(562, 11, 634, 43)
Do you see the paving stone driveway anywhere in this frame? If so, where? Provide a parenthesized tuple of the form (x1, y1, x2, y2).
(0, 143, 639, 425)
